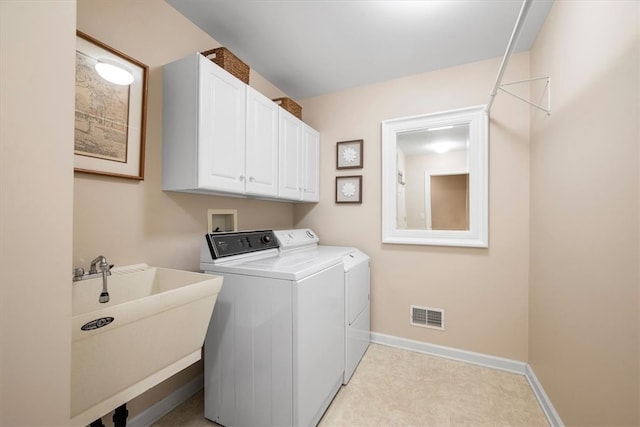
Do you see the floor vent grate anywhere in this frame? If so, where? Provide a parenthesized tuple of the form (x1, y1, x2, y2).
(410, 305, 445, 330)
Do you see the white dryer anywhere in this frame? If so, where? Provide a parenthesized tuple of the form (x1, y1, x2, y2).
(200, 230, 345, 427)
(342, 248, 370, 384)
(273, 229, 370, 384)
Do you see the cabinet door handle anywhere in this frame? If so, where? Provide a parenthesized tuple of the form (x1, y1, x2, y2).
(248, 176, 254, 183)
(239, 175, 245, 182)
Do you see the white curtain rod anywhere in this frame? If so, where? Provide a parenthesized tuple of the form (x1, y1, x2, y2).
(486, 0, 533, 114)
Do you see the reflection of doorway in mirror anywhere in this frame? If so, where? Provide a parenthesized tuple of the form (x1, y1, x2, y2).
(426, 173, 469, 230)
(398, 124, 469, 230)
(397, 186, 407, 229)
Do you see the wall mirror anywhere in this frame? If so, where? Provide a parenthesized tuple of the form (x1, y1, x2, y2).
(381, 105, 488, 247)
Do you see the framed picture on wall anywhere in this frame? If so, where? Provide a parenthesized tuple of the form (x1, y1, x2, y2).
(336, 139, 363, 169)
(74, 31, 149, 180)
(336, 175, 363, 204)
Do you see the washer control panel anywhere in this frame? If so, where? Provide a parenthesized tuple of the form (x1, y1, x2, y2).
(205, 230, 279, 259)
(273, 228, 319, 250)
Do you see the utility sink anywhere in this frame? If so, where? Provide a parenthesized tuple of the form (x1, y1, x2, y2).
(70, 264, 223, 426)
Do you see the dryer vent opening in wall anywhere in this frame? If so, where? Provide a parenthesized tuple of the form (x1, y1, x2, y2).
(410, 305, 445, 330)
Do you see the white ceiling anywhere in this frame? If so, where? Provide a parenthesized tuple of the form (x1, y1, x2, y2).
(167, 0, 554, 99)
(398, 124, 469, 156)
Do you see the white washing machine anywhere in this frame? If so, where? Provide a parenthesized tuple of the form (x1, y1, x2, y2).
(273, 229, 370, 385)
(200, 229, 347, 427)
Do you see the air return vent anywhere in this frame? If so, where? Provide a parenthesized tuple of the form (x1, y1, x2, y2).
(410, 305, 445, 330)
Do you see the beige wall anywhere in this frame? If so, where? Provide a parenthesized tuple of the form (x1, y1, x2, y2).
(297, 53, 531, 361)
(75, 0, 296, 420)
(0, 1, 76, 425)
(529, 1, 640, 425)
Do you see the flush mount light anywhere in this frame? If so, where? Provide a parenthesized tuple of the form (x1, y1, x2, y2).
(427, 125, 454, 132)
(431, 141, 452, 154)
(94, 59, 134, 85)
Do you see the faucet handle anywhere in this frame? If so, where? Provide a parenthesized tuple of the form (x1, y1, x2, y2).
(73, 267, 85, 278)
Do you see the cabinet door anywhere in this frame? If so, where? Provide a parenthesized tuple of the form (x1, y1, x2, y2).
(278, 109, 303, 200)
(198, 55, 246, 193)
(301, 125, 319, 202)
(245, 87, 279, 197)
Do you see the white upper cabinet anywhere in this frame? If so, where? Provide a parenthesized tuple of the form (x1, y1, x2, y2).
(278, 109, 320, 202)
(278, 109, 303, 200)
(302, 125, 319, 202)
(198, 55, 247, 193)
(163, 53, 246, 194)
(163, 52, 319, 203)
(245, 86, 279, 197)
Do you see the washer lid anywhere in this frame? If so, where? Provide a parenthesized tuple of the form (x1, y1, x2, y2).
(202, 247, 347, 281)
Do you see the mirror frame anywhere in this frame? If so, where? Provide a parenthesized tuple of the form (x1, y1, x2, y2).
(381, 105, 488, 248)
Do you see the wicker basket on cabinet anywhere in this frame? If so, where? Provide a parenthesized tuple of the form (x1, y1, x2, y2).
(201, 47, 250, 84)
(273, 97, 302, 119)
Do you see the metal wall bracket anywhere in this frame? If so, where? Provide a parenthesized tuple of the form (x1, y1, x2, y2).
(499, 76, 551, 115)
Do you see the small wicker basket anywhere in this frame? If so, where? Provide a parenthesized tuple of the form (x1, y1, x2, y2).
(273, 97, 302, 120)
(201, 47, 250, 84)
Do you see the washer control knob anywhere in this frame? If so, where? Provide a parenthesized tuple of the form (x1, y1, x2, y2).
(261, 234, 272, 244)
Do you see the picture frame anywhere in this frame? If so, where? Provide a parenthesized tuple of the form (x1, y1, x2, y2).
(336, 175, 363, 204)
(336, 139, 363, 169)
(74, 31, 149, 180)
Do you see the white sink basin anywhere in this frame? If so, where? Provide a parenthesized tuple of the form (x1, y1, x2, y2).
(70, 264, 223, 426)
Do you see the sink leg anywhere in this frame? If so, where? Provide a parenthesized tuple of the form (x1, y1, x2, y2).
(113, 404, 128, 427)
(89, 419, 105, 427)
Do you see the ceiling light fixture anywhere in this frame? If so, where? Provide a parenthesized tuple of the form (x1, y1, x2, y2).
(94, 59, 134, 85)
(432, 142, 452, 154)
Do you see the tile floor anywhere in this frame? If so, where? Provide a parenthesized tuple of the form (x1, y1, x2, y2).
(152, 343, 549, 427)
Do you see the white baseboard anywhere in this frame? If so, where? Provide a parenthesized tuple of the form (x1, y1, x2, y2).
(128, 374, 203, 427)
(525, 364, 564, 427)
(370, 332, 563, 426)
(371, 332, 527, 374)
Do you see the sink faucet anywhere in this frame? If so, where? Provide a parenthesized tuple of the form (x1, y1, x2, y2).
(73, 255, 113, 303)
(89, 255, 109, 275)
